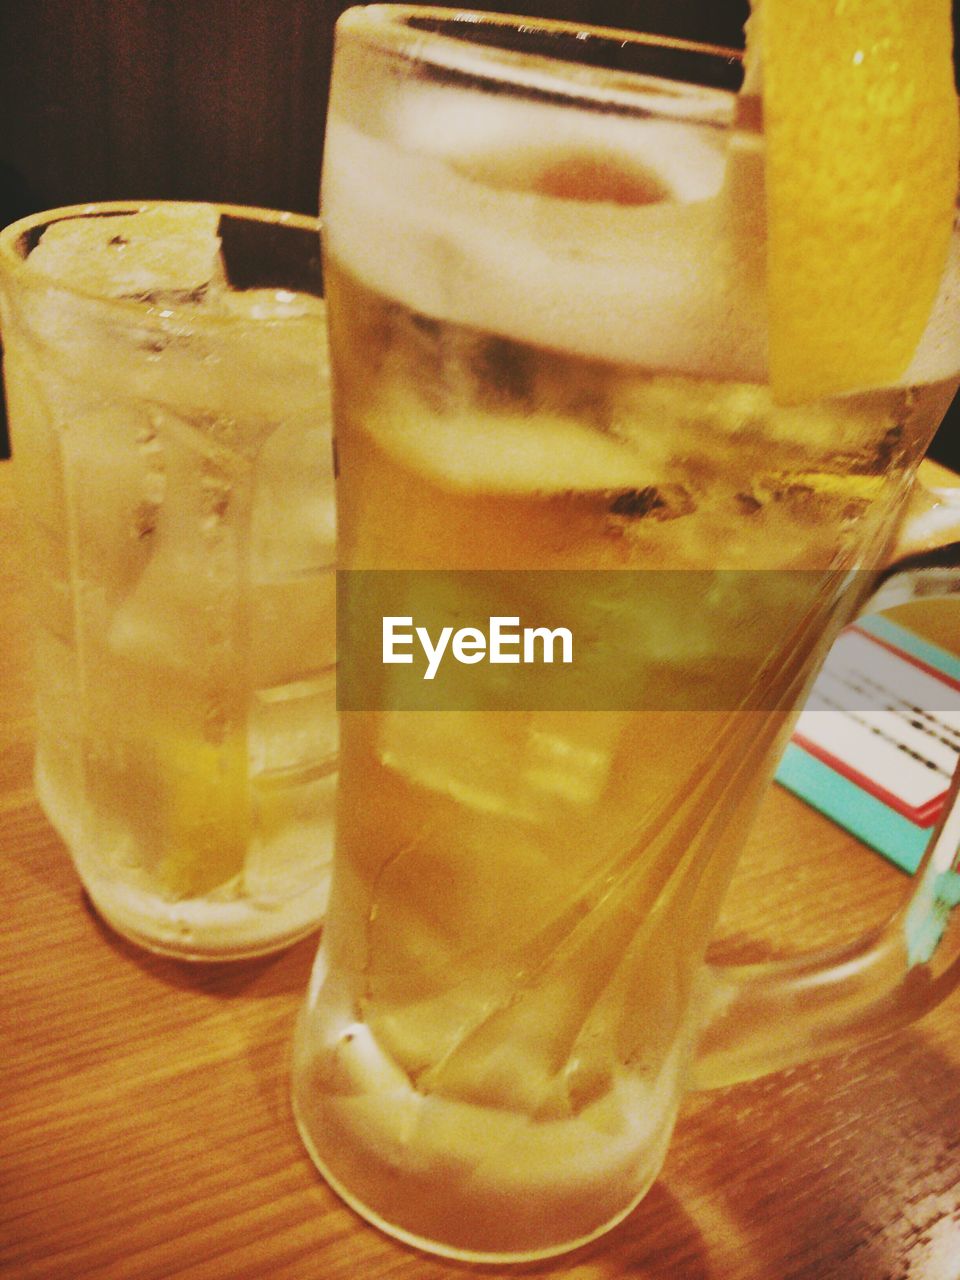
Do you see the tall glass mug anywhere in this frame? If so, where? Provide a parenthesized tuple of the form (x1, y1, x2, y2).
(292, 9, 960, 1263)
(0, 203, 336, 960)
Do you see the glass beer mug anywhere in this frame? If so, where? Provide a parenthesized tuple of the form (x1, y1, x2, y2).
(292, 7, 960, 1261)
(0, 204, 336, 959)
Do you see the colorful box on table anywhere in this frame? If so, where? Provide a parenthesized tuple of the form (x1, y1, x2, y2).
(775, 615, 960, 873)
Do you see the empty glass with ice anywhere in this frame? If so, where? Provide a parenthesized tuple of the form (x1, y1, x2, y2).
(0, 202, 336, 959)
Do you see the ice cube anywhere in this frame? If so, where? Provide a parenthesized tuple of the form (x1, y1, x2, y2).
(250, 416, 336, 581)
(249, 672, 338, 776)
(371, 395, 660, 494)
(380, 711, 540, 821)
(244, 766, 336, 903)
(204, 294, 329, 421)
(523, 713, 625, 807)
(209, 287, 326, 321)
(27, 204, 222, 300)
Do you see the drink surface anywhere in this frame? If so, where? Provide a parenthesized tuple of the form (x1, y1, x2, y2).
(294, 20, 960, 1262)
(2, 206, 336, 959)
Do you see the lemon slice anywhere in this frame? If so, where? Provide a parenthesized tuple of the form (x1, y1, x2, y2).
(156, 729, 249, 899)
(761, 0, 958, 403)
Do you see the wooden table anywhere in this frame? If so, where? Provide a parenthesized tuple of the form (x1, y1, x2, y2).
(3, 458, 960, 1280)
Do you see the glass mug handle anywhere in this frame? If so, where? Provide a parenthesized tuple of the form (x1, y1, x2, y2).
(696, 468, 960, 1089)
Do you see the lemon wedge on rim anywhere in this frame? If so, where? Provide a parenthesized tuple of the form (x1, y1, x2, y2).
(760, 0, 959, 404)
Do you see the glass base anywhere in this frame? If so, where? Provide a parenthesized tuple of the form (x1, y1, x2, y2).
(87, 888, 323, 962)
(289, 1004, 682, 1263)
(37, 761, 329, 961)
(291, 1089, 662, 1264)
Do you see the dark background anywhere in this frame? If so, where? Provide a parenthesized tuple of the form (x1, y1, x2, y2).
(0, 0, 956, 468)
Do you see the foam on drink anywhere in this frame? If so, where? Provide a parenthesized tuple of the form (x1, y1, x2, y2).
(323, 67, 960, 394)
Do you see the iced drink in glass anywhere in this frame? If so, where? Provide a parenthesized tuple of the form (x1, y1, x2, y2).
(0, 203, 336, 959)
(292, 8, 960, 1262)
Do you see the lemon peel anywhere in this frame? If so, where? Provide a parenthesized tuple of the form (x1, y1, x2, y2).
(156, 729, 249, 899)
(760, 0, 959, 404)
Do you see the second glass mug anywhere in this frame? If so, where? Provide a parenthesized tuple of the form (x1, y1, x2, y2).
(0, 203, 337, 959)
(292, 7, 960, 1263)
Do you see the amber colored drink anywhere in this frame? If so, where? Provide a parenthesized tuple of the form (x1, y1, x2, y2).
(292, 10, 960, 1261)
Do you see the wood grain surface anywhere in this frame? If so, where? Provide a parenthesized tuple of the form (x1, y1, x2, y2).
(2, 460, 960, 1280)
